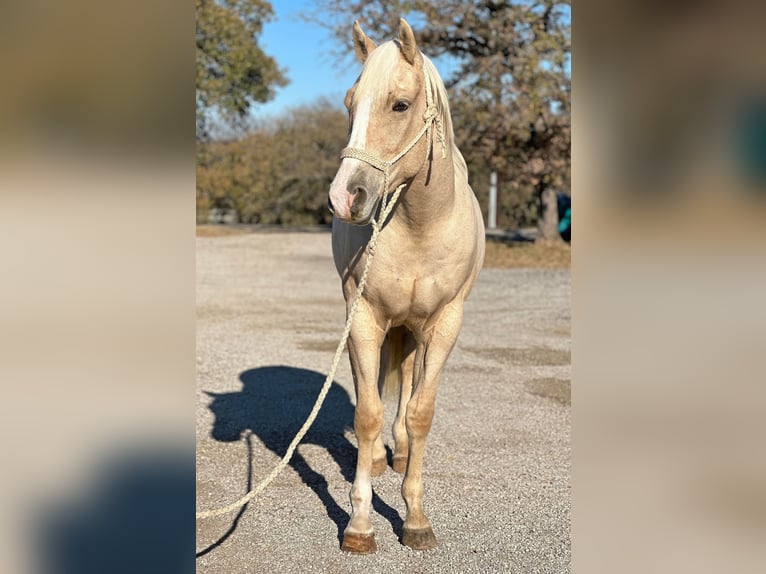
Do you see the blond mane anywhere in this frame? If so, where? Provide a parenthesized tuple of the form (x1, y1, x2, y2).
(353, 41, 468, 181)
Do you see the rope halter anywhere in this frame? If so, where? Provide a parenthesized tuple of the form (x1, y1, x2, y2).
(338, 74, 447, 229)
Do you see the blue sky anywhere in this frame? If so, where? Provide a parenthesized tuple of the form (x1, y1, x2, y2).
(253, 0, 462, 119)
(253, 0, 359, 119)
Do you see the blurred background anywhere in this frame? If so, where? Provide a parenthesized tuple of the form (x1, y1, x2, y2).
(0, 1, 194, 572)
(1, 0, 764, 572)
(574, 2, 766, 573)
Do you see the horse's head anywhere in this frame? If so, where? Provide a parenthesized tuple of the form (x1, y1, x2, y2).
(328, 18, 433, 225)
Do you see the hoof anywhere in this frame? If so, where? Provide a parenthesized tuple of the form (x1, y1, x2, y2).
(371, 457, 387, 477)
(341, 532, 377, 554)
(401, 526, 437, 550)
(392, 455, 407, 474)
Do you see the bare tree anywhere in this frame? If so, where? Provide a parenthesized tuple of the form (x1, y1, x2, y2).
(306, 1, 570, 239)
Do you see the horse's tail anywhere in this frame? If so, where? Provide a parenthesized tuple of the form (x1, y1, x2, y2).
(379, 326, 406, 400)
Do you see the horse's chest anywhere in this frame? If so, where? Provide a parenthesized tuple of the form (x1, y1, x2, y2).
(367, 265, 453, 323)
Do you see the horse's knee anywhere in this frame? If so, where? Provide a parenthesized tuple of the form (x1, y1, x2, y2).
(354, 402, 384, 438)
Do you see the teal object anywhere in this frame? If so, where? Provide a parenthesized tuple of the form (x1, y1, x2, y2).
(737, 102, 766, 188)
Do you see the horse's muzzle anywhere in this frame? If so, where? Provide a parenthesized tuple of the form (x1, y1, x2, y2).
(329, 157, 384, 224)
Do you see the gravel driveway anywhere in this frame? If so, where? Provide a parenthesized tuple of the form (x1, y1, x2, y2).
(196, 230, 570, 573)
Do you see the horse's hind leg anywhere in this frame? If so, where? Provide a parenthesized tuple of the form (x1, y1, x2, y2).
(341, 306, 385, 554)
(392, 332, 416, 474)
(372, 329, 406, 477)
(401, 302, 464, 550)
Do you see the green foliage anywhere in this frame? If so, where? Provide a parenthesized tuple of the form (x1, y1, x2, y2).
(197, 100, 348, 225)
(196, 0, 287, 137)
(307, 0, 570, 231)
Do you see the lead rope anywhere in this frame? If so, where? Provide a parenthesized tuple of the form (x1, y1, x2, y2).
(196, 183, 405, 520)
(196, 82, 441, 521)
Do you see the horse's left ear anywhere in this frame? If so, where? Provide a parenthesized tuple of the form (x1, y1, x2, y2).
(353, 20, 377, 63)
(397, 17, 421, 66)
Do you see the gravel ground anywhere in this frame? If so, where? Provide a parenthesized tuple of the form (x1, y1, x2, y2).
(196, 231, 570, 573)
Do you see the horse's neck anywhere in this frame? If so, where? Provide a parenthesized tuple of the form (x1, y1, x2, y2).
(395, 148, 456, 231)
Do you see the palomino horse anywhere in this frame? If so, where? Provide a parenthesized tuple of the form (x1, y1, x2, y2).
(328, 18, 485, 553)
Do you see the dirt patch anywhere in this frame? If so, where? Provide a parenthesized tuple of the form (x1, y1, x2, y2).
(462, 345, 570, 366)
(447, 363, 499, 376)
(548, 325, 571, 337)
(196, 225, 253, 237)
(525, 378, 571, 406)
(483, 240, 571, 269)
(197, 304, 246, 322)
(292, 298, 341, 307)
(298, 340, 348, 353)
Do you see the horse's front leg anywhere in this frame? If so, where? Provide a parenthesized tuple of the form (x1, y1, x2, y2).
(341, 302, 385, 554)
(401, 301, 464, 550)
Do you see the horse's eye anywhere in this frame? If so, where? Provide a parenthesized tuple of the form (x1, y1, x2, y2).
(392, 101, 409, 112)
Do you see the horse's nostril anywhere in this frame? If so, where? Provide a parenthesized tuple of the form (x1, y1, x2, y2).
(350, 186, 365, 196)
(350, 187, 368, 217)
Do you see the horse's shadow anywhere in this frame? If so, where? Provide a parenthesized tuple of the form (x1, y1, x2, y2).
(204, 366, 402, 545)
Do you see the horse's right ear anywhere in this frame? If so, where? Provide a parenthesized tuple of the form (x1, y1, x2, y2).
(352, 20, 377, 63)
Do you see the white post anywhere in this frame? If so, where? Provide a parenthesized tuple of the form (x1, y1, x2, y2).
(488, 170, 497, 229)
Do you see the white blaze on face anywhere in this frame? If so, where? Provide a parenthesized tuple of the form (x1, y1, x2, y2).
(329, 94, 372, 219)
